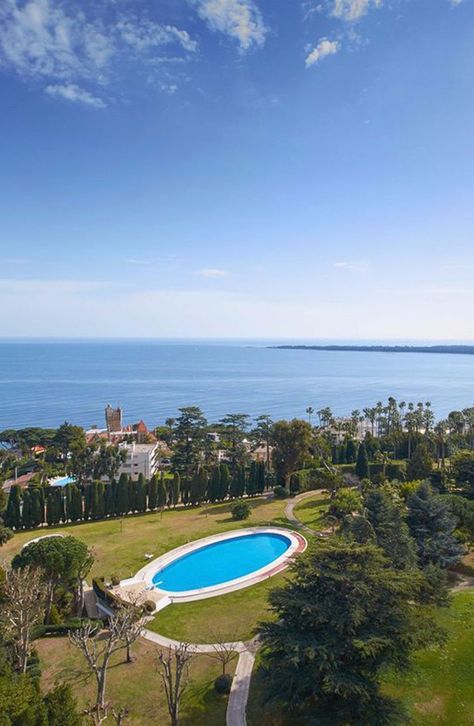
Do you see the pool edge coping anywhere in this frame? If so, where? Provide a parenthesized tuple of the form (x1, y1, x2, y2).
(119, 526, 307, 605)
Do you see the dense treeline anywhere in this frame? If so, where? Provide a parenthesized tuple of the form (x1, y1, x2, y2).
(4, 461, 267, 530)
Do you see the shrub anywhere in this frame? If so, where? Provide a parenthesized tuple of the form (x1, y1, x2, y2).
(143, 600, 156, 613)
(273, 485, 288, 499)
(214, 673, 233, 694)
(110, 574, 120, 587)
(230, 501, 251, 521)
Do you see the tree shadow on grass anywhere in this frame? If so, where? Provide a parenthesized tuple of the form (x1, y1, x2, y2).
(180, 678, 228, 726)
(199, 497, 275, 518)
(297, 497, 330, 511)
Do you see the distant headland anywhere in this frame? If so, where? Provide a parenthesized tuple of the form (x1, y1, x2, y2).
(268, 344, 474, 355)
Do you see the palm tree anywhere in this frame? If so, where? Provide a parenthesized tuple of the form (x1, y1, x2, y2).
(306, 407, 314, 426)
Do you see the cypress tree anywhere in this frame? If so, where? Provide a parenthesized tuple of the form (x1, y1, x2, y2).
(148, 474, 158, 510)
(246, 462, 258, 496)
(208, 467, 221, 503)
(46, 489, 62, 526)
(83, 485, 93, 520)
(104, 482, 115, 517)
(66, 484, 82, 522)
(5, 484, 22, 529)
(230, 465, 246, 498)
(157, 474, 167, 508)
(355, 443, 370, 479)
(21, 489, 33, 529)
(346, 439, 357, 464)
(256, 461, 266, 494)
(219, 464, 230, 501)
(31, 487, 44, 527)
(169, 472, 180, 507)
(92, 481, 105, 520)
(116, 474, 129, 516)
(135, 474, 147, 512)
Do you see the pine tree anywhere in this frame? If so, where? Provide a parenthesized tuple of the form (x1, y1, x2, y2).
(364, 490, 417, 570)
(407, 481, 465, 568)
(148, 474, 158, 510)
(259, 539, 436, 723)
(5, 484, 22, 529)
(407, 444, 433, 481)
(355, 443, 370, 479)
(218, 464, 230, 500)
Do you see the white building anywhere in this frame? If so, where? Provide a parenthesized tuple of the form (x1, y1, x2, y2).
(117, 443, 160, 481)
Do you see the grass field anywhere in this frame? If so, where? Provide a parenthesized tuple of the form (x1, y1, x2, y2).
(149, 571, 288, 643)
(293, 491, 329, 530)
(1, 495, 289, 581)
(247, 590, 474, 726)
(36, 636, 233, 725)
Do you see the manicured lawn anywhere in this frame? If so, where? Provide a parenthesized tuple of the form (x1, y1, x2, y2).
(1, 496, 288, 582)
(36, 635, 234, 726)
(293, 491, 330, 530)
(149, 572, 288, 643)
(247, 590, 474, 726)
(384, 590, 474, 724)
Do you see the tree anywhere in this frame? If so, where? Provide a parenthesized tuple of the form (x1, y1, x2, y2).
(1, 565, 46, 673)
(327, 488, 362, 522)
(169, 473, 180, 508)
(407, 444, 433, 481)
(253, 415, 273, 472)
(148, 475, 158, 510)
(407, 482, 465, 568)
(0, 523, 13, 546)
(355, 443, 370, 480)
(116, 474, 130, 516)
(157, 643, 193, 726)
(364, 490, 417, 571)
(218, 414, 250, 470)
(229, 465, 246, 498)
(206, 635, 239, 675)
(272, 419, 312, 486)
(207, 467, 220, 503)
(218, 464, 230, 500)
(258, 540, 436, 724)
(46, 488, 64, 526)
(69, 603, 144, 712)
(230, 501, 251, 520)
(189, 466, 207, 505)
(450, 450, 474, 495)
(157, 474, 167, 508)
(13, 535, 94, 621)
(4, 485, 22, 530)
(246, 461, 258, 497)
(43, 683, 83, 726)
(171, 407, 208, 478)
(54, 422, 86, 457)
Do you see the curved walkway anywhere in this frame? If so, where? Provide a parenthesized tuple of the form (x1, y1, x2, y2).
(284, 490, 328, 536)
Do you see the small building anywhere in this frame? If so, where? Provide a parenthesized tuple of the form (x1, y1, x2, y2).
(117, 443, 160, 481)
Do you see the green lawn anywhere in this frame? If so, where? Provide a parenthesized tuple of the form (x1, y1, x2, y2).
(36, 636, 233, 726)
(293, 491, 330, 530)
(149, 572, 288, 643)
(1, 496, 289, 582)
(247, 590, 474, 726)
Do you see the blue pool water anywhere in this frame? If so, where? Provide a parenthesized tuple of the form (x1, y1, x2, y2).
(51, 476, 76, 487)
(152, 532, 291, 592)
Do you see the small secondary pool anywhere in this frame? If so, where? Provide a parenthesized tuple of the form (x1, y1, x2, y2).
(50, 476, 76, 487)
(152, 532, 291, 593)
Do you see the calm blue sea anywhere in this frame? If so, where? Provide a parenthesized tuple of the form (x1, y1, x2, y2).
(0, 340, 473, 429)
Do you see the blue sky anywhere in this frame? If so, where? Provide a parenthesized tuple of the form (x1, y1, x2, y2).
(0, 0, 473, 340)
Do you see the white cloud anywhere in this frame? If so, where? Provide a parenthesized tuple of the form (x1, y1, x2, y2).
(0, 0, 198, 104)
(332, 0, 382, 21)
(334, 260, 369, 272)
(305, 38, 340, 67)
(45, 82, 105, 107)
(191, 0, 266, 50)
(196, 268, 229, 278)
(449, 0, 463, 5)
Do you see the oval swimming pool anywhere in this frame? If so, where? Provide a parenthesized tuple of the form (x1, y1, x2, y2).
(152, 532, 292, 593)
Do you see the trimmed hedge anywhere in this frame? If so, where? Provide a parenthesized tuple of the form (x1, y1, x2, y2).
(32, 618, 98, 640)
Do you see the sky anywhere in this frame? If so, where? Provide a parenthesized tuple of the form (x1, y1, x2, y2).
(0, 0, 473, 340)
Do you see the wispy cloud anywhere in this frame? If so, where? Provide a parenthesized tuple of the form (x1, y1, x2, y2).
(306, 38, 340, 67)
(126, 258, 153, 266)
(45, 82, 105, 107)
(196, 267, 229, 278)
(0, 0, 198, 106)
(331, 0, 383, 21)
(334, 260, 369, 272)
(191, 0, 266, 51)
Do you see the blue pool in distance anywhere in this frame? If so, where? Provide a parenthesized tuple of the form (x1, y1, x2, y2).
(51, 476, 76, 487)
(152, 532, 291, 592)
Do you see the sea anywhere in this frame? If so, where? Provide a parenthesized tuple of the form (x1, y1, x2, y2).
(0, 339, 473, 430)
